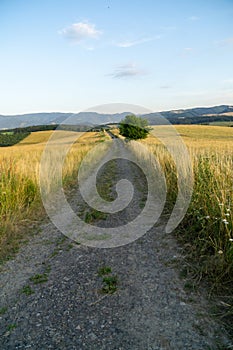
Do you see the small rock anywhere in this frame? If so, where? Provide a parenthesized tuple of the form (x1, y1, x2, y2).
(89, 332, 97, 341)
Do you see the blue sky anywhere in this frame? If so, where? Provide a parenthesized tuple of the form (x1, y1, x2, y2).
(0, 0, 233, 114)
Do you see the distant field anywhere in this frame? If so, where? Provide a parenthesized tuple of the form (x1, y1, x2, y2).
(147, 124, 233, 147)
(17, 130, 54, 145)
(208, 121, 233, 127)
(204, 112, 233, 117)
(1, 131, 14, 135)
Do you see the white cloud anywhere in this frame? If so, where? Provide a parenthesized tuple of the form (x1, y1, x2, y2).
(59, 22, 102, 44)
(160, 85, 172, 89)
(223, 79, 233, 84)
(109, 63, 146, 79)
(215, 37, 233, 48)
(160, 26, 177, 31)
(183, 48, 194, 55)
(116, 36, 160, 48)
(221, 37, 233, 46)
(188, 16, 200, 21)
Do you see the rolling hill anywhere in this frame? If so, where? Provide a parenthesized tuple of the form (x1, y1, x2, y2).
(1, 105, 233, 129)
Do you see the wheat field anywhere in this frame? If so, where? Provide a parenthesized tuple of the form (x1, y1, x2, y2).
(0, 125, 232, 288)
(0, 130, 109, 261)
(140, 125, 233, 287)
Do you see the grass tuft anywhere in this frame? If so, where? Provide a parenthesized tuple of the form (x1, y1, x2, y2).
(21, 285, 34, 295)
(0, 306, 7, 315)
(102, 275, 118, 294)
(98, 266, 112, 276)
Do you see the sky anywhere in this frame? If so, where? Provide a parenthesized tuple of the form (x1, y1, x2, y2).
(0, 0, 233, 115)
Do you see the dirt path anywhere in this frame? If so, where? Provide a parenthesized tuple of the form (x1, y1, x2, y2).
(0, 140, 231, 349)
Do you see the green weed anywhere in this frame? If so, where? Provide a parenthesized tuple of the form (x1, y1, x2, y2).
(98, 266, 112, 276)
(7, 324, 17, 332)
(21, 285, 34, 295)
(102, 275, 118, 294)
(0, 307, 7, 315)
(30, 266, 50, 285)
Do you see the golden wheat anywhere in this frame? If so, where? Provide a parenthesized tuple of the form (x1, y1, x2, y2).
(0, 130, 110, 261)
(140, 125, 233, 285)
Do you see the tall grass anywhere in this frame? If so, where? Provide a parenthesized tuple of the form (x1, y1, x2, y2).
(1, 125, 232, 285)
(180, 150, 233, 286)
(0, 130, 109, 262)
(141, 125, 233, 289)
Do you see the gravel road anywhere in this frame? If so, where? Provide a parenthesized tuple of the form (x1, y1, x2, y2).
(0, 139, 231, 349)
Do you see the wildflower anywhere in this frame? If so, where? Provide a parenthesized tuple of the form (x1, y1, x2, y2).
(229, 238, 233, 242)
(225, 213, 230, 217)
(222, 219, 229, 224)
(218, 250, 223, 254)
(205, 216, 210, 219)
(226, 208, 231, 212)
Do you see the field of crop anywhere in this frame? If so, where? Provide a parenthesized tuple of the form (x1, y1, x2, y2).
(0, 125, 232, 296)
(0, 130, 109, 262)
(209, 121, 233, 127)
(140, 125, 233, 294)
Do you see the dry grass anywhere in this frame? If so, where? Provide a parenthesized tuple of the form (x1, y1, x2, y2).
(0, 130, 110, 262)
(140, 125, 233, 290)
(1, 124, 232, 287)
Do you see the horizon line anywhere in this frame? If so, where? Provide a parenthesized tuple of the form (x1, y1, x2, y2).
(0, 103, 232, 117)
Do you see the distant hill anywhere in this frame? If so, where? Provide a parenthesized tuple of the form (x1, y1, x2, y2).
(163, 105, 233, 118)
(144, 105, 233, 125)
(0, 113, 70, 130)
(0, 112, 130, 130)
(1, 105, 233, 129)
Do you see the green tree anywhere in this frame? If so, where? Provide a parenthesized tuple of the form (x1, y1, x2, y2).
(119, 114, 150, 140)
